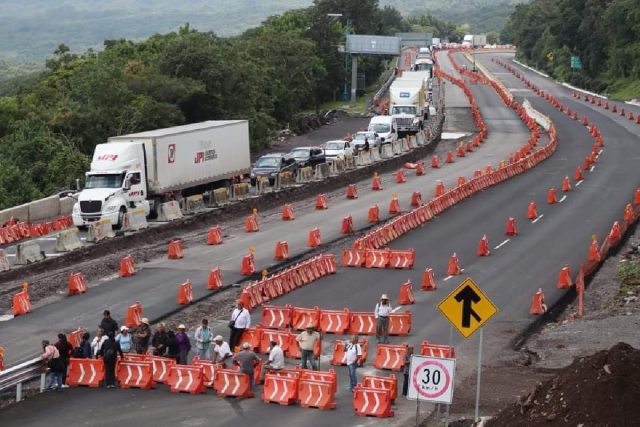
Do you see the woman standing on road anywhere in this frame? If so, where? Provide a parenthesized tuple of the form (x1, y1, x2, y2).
(116, 326, 132, 353)
(176, 324, 191, 364)
(54, 333, 73, 388)
(91, 327, 107, 358)
(41, 340, 65, 391)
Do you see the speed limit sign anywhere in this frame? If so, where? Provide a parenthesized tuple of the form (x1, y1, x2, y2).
(407, 355, 456, 403)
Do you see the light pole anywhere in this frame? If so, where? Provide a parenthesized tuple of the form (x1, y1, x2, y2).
(328, 13, 350, 104)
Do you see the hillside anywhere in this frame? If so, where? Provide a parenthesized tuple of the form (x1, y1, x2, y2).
(0, 0, 519, 63)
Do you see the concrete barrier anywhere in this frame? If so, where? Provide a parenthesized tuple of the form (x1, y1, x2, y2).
(523, 99, 552, 131)
(296, 167, 313, 183)
(416, 132, 426, 146)
(54, 227, 83, 252)
(158, 201, 184, 222)
(371, 147, 382, 162)
(87, 219, 115, 242)
(28, 195, 60, 223)
(184, 195, 206, 215)
(211, 188, 230, 206)
(0, 203, 30, 226)
(14, 240, 45, 265)
(279, 172, 295, 188)
(327, 159, 339, 176)
(232, 183, 250, 201)
(256, 177, 274, 195)
(391, 141, 402, 156)
(314, 163, 330, 180)
(0, 249, 10, 272)
(381, 145, 394, 159)
(344, 155, 356, 170)
(60, 197, 76, 215)
(124, 208, 149, 231)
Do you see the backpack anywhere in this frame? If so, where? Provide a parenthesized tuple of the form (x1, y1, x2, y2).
(72, 346, 84, 359)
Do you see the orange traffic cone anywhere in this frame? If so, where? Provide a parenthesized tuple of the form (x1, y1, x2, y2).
(346, 184, 358, 199)
(456, 142, 465, 157)
(397, 280, 415, 305)
(505, 217, 517, 236)
(168, 239, 183, 259)
(476, 235, 490, 256)
(282, 203, 295, 220)
(589, 151, 597, 165)
(119, 255, 136, 277)
(473, 170, 482, 179)
(527, 201, 538, 220)
(485, 165, 493, 175)
(396, 169, 406, 183)
(609, 221, 622, 242)
(435, 181, 446, 197)
(547, 188, 558, 204)
(561, 176, 571, 192)
(445, 151, 454, 163)
(368, 205, 380, 223)
(583, 156, 591, 170)
(604, 101, 609, 109)
(465, 141, 474, 152)
(316, 194, 328, 210)
(421, 268, 437, 291)
(574, 166, 583, 181)
(416, 161, 426, 176)
(410, 191, 422, 207)
(624, 203, 635, 222)
(620, 107, 626, 116)
(588, 235, 600, 262)
(432, 155, 441, 168)
(557, 264, 572, 289)
(389, 194, 401, 215)
(207, 267, 223, 290)
(447, 253, 461, 276)
(630, 112, 635, 121)
(308, 228, 322, 247)
(207, 226, 223, 245)
(177, 280, 193, 305)
(613, 104, 618, 113)
(246, 210, 259, 232)
(530, 288, 547, 315)
(572, 112, 578, 120)
(341, 216, 354, 234)
(581, 116, 588, 126)
(457, 176, 466, 187)
(274, 241, 289, 260)
(372, 172, 383, 191)
(634, 188, 640, 206)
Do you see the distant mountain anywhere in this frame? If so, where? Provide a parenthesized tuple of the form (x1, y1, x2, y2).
(0, 0, 521, 63)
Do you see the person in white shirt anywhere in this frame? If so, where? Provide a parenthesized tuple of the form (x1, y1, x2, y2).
(228, 300, 251, 351)
(212, 335, 232, 367)
(261, 340, 284, 382)
(374, 294, 393, 344)
(91, 327, 107, 359)
(345, 335, 362, 392)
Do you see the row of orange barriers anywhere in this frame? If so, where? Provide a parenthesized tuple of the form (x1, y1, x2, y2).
(239, 254, 336, 312)
(0, 215, 72, 246)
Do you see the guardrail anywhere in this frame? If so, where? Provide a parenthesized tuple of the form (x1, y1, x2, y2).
(372, 55, 401, 105)
(0, 357, 46, 401)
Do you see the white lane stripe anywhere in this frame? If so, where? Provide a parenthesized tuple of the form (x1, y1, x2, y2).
(391, 306, 403, 313)
(532, 214, 544, 224)
(576, 180, 583, 186)
(443, 276, 453, 281)
(598, 149, 603, 155)
(590, 166, 595, 172)
(494, 239, 510, 250)
(559, 195, 567, 203)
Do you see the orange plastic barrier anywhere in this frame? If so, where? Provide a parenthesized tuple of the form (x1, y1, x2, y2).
(214, 369, 253, 398)
(207, 267, 223, 290)
(12, 284, 32, 316)
(191, 358, 221, 388)
(353, 385, 394, 418)
(259, 329, 290, 355)
(241, 253, 256, 275)
(119, 254, 136, 277)
(373, 344, 407, 371)
(262, 373, 299, 405)
(207, 226, 223, 245)
(397, 280, 415, 305)
(261, 304, 293, 329)
(146, 355, 176, 384)
(292, 306, 320, 330)
(168, 239, 183, 259)
(315, 194, 328, 210)
(341, 248, 366, 267)
(299, 378, 336, 409)
(368, 205, 380, 222)
(365, 249, 390, 268)
(68, 272, 87, 295)
(282, 204, 295, 220)
(349, 312, 376, 335)
(330, 339, 369, 366)
(240, 327, 263, 351)
(319, 309, 350, 334)
(421, 268, 437, 291)
(388, 249, 414, 269)
(530, 288, 547, 315)
(124, 301, 143, 328)
(116, 360, 155, 389)
(274, 241, 289, 260)
(177, 280, 194, 305)
(346, 184, 358, 199)
(341, 215, 354, 234)
(363, 374, 398, 401)
(67, 327, 84, 348)
(371, 173, 383, 190)
(420, 342, 456, 358)
(388, 311, 411, 336)
(307, 228, 322, 247)
(245, 214, 259, 232)
(168, 365, 206, 394)
(557, 264, 572, 289)
(67, 358, 105, 387)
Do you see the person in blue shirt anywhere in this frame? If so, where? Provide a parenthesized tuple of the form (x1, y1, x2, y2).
(116, 326, 132, 353)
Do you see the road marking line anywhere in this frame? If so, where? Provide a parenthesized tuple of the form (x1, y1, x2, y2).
(576, 180, 583, 186)
(532, 214, 544, 224)
(443, 275, 453, 281)
(37, 237, 58, 241)
(5, 254, 15, 257)
(0, 315, 14, 322)
(46, 253, 64, 257)
(391, 306, 403, 313)
(494, 239, 510, 250)
(590, 166, 595, 172)
(559, 195, 567, 203)
(599, 149, 603, 155)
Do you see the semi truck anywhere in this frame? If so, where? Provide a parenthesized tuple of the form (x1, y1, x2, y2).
(389, 78, 426, 137)
(72, 120, 251, 229)
(463, 34, 487, 48)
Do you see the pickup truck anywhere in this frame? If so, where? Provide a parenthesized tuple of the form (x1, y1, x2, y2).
(289, 147, 326, 168)
(250, 153, 298, 186)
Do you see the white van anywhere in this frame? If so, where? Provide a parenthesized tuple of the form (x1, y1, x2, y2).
(368, 116, 396, 144)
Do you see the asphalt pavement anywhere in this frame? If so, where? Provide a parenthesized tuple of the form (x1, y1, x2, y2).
(0, 52, 544, 426)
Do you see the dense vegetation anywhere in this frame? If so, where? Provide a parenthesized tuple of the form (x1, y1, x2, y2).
(0, 0, 461, 210)
(504, 0, 640, 99)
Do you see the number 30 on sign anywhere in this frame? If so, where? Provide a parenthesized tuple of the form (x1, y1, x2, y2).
(407, 355, 456, 404)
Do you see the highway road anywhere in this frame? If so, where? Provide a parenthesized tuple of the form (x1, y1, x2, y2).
(0, 51, 543, 426)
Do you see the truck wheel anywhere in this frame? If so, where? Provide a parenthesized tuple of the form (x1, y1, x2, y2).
(149, 198, 160, 220)
(114, 207, 126, 230)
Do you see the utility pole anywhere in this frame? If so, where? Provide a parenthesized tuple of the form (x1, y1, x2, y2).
(343, 19, 351, 104)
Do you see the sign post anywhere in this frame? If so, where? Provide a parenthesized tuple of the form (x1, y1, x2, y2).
(437, 277, 498, 423)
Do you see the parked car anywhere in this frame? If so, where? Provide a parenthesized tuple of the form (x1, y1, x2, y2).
(323, 140, 353, 160)
(250, 153, 297, 186)
(289, 147, 326, 168)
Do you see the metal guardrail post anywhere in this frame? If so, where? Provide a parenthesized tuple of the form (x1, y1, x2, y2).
(0, 357, 47, 402)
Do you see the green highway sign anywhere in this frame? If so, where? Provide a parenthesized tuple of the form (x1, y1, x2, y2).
(571, 56, 582, 69)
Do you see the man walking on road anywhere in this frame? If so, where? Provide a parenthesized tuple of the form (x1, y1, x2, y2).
(194, 319, 213, 360)
(375, 294, 392, 344)
(296, 324, 321, 370)
(229, 301, 251, 352)
(345, 335, 362, 392)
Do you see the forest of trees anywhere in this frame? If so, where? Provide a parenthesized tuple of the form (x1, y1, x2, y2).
(0, 0, 461, 209)
(504, 0, 640, 99)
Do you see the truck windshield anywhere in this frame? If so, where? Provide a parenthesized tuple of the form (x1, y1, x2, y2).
(415, 63, 433, 73)
(369, 124, 390, 133)
(85, 173, 125, 189)
(392, 106, 417, 115)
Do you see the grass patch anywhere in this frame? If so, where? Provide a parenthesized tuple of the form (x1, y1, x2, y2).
(607, 78, 640, 101)
(617, 259, 640, 298)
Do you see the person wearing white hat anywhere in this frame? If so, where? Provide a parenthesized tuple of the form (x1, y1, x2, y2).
(375, 294, 393, 344)
(116, 326, 132, 353)
(134, 317, 151, 354)
(296, 323, 321, 371)
(212, 335, 232, 367)
(232, 342, 260, 392)
(176, 324, 191, 365)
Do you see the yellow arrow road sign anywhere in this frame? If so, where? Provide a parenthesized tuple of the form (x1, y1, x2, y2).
(438, 277, 498, 338)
